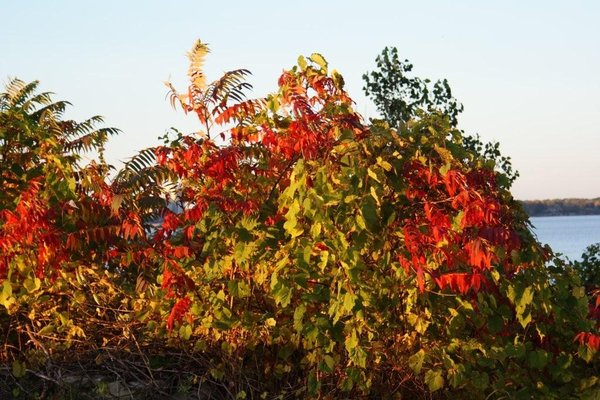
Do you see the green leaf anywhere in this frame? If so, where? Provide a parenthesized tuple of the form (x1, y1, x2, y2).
(110, 194, 124, 214)
(439, 162, 451, 176)
(407, 313, 430, 334)
(318, 251, 328, 271)
(578, 375, 599, 391)
(310, 221, 322, 238)
(434, 144, 454, 164)
(527, 350, 549, 370)
(471, 371, 489, 390)
(23, 277, 41, 293)
(487, 314, 503, 334)
(234, 242, 255, 263)
(572, 286, 585, 299)
(12, 360, 26, 378)
(320, 355, 335, 372)
(179, 324, 193, 340)
(367, 167, 380, 183)
(517, 312, 532, 329)
(361, 197, 379, 232)
(424, 369, 444, 392)
(273, 284, 293, 308)
(578, 345, 596, 363)
(228, 280, 250, 298)
(355, 213, 367, 230)
(293, 304, 306, 332)
(508, 284, 534, 328)
(408, 349, 425, 373)
(37, 324, 54, 336)
(351, 346, 367, 368)
(345, 330, 359, 352)
(0, 281, 14, 309)
(519, 286, 534, 308)
(370, 186, 380, 205)
(376, 156, 393, 171)
(283, 213, 297, 232)
(506, 342, 526, 359)
(343, 292, 357, 313)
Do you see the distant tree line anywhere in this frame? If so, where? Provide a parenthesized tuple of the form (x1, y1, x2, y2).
(521, 198, 600, 217)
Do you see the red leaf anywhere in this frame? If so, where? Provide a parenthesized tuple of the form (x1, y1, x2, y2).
(314, 242, 329, 251)
(172, 246, 190, 259)
(465, 238, 493, 270)
(416, 265, 425, 293)
(167, 297, 192, 331)
(575, 332, 600, 351)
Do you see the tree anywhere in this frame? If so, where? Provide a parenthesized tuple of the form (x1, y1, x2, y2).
(0, 79, 139, 369)
(574, 243, 600, 292)
(363, 47, 519, 188)
(0, 79, 116, 209)
(363, 46, 463, 128)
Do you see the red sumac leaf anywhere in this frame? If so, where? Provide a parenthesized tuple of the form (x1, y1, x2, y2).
(167, 297, 192, 331)
(575, 332, 600, 351)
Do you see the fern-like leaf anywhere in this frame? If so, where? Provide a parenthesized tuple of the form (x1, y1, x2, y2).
(187, 40, 210, 91)
(214, 98, 265, 125)
(207, 69, 253, 106)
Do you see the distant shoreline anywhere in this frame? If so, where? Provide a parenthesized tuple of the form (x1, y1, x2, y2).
(520, 198, 600, 217)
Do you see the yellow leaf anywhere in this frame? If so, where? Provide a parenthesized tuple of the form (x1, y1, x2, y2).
(370, 186, 380, 206)
(23, 277, 41, 293)
(367, 167, 380, 182)
(309, 53, 328, 72)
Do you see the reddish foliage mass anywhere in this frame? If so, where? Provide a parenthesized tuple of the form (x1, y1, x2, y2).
(575, 332, 600, 351)
(398, 158, 523, 295)
(167, 296, 192, 331)
(0, 179, 63, 280)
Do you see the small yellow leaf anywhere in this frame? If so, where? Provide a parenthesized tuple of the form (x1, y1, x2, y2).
(370, 186, 380, 206)
(367, 168, 380, 182)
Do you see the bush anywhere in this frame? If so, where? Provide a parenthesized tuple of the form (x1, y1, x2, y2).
(1, 42, 599, 399)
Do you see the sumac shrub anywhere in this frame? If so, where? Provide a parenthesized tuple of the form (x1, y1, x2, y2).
(148, 42, 600, 397)
(1, 43, 598, 399)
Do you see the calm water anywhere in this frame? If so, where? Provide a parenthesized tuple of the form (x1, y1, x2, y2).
(530, 215, 600, 261)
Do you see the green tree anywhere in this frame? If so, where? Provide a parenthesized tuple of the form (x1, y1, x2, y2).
(363, 47, 519, 188)
(0, 79, 117, 209)
(363, 46, 463, 128)
(574, 242, 600, 292)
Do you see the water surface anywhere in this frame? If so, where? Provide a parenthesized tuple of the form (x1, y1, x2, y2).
(529, 215, 600, 261)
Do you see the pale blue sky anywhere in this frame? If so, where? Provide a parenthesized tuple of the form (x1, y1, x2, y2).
(2, 0, 599, 200)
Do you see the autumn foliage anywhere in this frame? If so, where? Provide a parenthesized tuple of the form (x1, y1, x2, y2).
(1, 42, 599, 398)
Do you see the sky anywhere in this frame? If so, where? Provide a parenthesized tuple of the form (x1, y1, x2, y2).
(2, 0, 599, 200)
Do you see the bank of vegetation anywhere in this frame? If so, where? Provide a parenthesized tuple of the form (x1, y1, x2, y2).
(521, 198, 600, 217)
(1, 42, 599, 399)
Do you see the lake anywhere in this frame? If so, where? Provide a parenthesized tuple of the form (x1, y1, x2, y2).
(529, 215, 600, 261)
